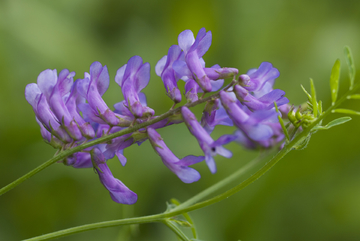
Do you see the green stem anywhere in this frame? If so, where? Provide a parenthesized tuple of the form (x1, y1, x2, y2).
(163, 220, 191, 241)
(0, 88, 230, 196)
(24, 82, 360, 241)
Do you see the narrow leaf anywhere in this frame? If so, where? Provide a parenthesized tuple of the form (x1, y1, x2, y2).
(347, 94, 360, 99)
(274, 101, 290, 142)
(332, 109, 360, 115)
(310, 78, 318, 118)
(311, 126, 328, 131)
(300, 84, 312, 102)
(170, 219, 192, 227)
(326, 116, 352, 128)
(171, 198, 198, 238)
(330, 59, 341, 105)
(344, 46, 356, 90)
(312, 117, 352, 131)
(318, 100, 323, 114)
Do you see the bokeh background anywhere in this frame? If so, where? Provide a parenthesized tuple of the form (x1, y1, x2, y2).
(1, 0, 360, 240)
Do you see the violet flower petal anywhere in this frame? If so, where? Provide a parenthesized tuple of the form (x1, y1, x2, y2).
(147, 128, 201, 183)
(91, 148, 137, 204)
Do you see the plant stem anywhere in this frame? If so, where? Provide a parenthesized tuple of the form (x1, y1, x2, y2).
(163, 220, 191, 241)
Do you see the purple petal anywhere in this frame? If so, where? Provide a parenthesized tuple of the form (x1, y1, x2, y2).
(215, 108, 233, 126)
(25, 83, 41, 107)
(57, 69, 74, 96)
(123, 56, 143, 82)
(72, 152, 93, 168)
(195, 30, 212, 58)
(179, 155, 204, 166)
(97, 65, 110, 96)
(147, 128, 201, 183)
(205, 154, 216, 174)
(210, 79, 224, 92)
(178, 30, 195, 53)
(115, 64, 127, 87)
(245, 124, 273, 141)
(91, 148, 137, 204)
(37, 69, 57, 101)
(186, 51, 212, 92)
(173, 60, 192, 79)
(78, 103, 105, 124)
(35, 117, 51, 143)
(76, 78, 90, 98)
(173, 166, 201, 183)
(214, 146, 232, 158)
(165, 45, 182, 69)
(155, 56, 167, 76)
(233, 130, 256, 149)
(134, 62, 150, 92)
(116, 149, 127, 166)
(258, 89, 285, 102)
(114, 100, 133, 117)
(212, 134, 236, 146)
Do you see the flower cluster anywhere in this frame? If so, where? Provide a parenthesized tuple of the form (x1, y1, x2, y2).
(25, 28, 289, 204)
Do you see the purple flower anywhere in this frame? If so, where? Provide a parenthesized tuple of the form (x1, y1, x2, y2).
(115, 56, 154, 118)
(28, 69, 83, 140)
(147, 128, 203, 183)
(238, 62, 280, 94)
(181, 106, 235, 173)
(233, 130, 257, 150)
(175, 63, 228, 102)
(103, 132, 133, 166)
(25, 82, 72, 143)
(176, 28, 213, 92)
(113, 92, 151, 123)
(204, 67, 239, 80)
(65, 79, 96, 139)
(91, 147, 137, 204)
(38, 69, 84, 140)
(77, 62, 125, 126)
(184, 78, 201, 102)
(234, 85, 289, 111)
(35, 117, 63, 149)
(201, 99, 233, 134)
(155, 45, 184, 103)
(219, 90, 279, 142)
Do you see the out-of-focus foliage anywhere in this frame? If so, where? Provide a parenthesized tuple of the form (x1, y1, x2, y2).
(0, 0, 360, 240)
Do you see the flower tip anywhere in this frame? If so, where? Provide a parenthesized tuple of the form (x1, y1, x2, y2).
(239, 74, 251, 85)
(111, 190, 138, 205)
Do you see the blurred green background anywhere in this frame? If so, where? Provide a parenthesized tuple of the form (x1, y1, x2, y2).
(1, 0, 360, 240)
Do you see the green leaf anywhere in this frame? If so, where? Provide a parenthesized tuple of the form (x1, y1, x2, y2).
(274, 101, 290, 142)
(170, 198, 198, 238)
(170, 219, 192, 228)
(312, 117, 352, 131)
(300, 85, 312, 102)
(330, 59, 341, 105)
(326, 116, 352, 128)
(344, 46, 356, 90)
(318, 100, 323, 114)
(310, 78, 318, 118)
(332, 109, 360, 115)
(347, 94, 360, 99)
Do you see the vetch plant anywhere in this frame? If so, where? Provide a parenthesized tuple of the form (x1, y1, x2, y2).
(0, 28, 358, 241)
